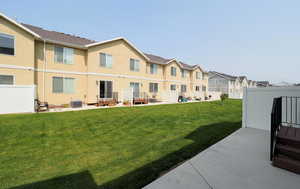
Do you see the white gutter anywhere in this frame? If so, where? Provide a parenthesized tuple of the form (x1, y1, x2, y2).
(34, 38, 87, 49)
(43, 40, 46, 102)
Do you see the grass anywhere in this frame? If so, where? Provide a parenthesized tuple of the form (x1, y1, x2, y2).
(0, 100, 242, 189)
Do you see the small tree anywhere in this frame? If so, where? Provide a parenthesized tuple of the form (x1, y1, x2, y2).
(220, 93, 228, 102)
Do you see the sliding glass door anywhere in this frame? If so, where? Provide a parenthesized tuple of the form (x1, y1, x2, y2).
(99, 80, 113, 98)
(130, 82, 140, 98)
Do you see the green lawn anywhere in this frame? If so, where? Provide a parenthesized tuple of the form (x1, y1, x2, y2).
(0, 100, 242, 189)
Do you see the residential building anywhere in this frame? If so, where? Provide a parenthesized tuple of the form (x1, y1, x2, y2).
(272, 81, 294, 87)
(0, 13, 208, 106)
(208, 71, 256, 99)
(247, 80, 257, 88)
(256, 81, 271, 87)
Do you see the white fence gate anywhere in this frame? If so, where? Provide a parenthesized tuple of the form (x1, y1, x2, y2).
(0, 85, 36, 114)
(161, 91, 179, 103)
(243, 87, 300, 131)
(122, 88, 133, 102)
(229, 91, 243, 99)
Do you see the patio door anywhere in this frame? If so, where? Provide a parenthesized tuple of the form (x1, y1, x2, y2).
(130, 82, 140, 98)
(99, 80, 113, 98)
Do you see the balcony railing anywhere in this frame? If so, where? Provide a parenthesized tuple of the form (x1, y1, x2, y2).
(270, 96, 300, 160)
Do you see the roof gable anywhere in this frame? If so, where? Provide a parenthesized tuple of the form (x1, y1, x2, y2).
(22, 23, 95, 46)
(209, 74, 227, 80)
(144, 53, 171, 64)
(86, 38, 149, 61)
(209, 71, 236, 81)
(144, 53, 205, 71)
(192, 65, 205, 73)
(0, 12, 40, 38)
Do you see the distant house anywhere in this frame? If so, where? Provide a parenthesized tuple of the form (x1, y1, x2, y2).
(272, 82, 294, 87)
(248, 80, 257, 88)
(208, 71, 256, 99)
(256, 81, 270, 87)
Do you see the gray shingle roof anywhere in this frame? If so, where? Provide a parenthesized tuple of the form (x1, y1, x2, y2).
(21, 23, 96, 46)
(179, 61, 196, 70)
(256, 81, 270, 87)
(144, 53, 171, 64)
(21, 23, 201, 70)
(238, 76, 247, 82)
(144, 53, 201, 71)
(209, 71, 238, 80)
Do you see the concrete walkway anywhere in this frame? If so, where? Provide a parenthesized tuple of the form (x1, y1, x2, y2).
(143, 128, 300, 189)
(48, 100, 215, 113)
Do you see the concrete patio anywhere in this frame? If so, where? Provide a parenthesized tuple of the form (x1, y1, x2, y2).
(143, 128, 300, 189)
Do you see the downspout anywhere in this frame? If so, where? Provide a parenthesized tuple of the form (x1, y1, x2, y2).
(43, 40, 46, 102)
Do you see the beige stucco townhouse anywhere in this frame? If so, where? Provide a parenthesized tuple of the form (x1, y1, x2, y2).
(0, 12, 208, 106)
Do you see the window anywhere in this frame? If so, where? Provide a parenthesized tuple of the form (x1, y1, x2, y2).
(181, 85, 187, 93)
(170, 84, 176, 91)
(195, 86, 200, 91)
(149, 83, 158, 93)
(0, 33, 14, 55)
(53, 77, 75, 93)
(150, 64, 158, 74)
(0, 75, 14, 85)
(202, 86, 207, 92)
(171, 67, 177, 76)
(130, 58, 140, 71)
(100, 53, 113, 68)
(64, 78, 75, 93)
(54, 46, 74, 64)
(196, 72, 202, 79)
(181, 69, 188, 78)
(99, 80, 113, 98)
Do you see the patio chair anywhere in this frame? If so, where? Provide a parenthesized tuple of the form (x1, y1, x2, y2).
(35, 99, 49, 112)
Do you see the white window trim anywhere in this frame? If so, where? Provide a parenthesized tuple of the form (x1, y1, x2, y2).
(196, 72, 202, 80)
(0, 32, 16, 56)
(54, 46, 74, 65)
(52, 76, 76, 94)
(100, 53, 113, 68)
(0, 74, 15, 85)
(170, 84, 177, 91)
(150, 64, 158, 74)
(181, 84, 187, 92)
(130, 58, 140, 72)
(98, 80, 113, 98)
(171, 67, 177, 76)
(149, 83, 158, 93)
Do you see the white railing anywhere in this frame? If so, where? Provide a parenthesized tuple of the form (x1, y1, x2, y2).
(243, 87, 300, 131)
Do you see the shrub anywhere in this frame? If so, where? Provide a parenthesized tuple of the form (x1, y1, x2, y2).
(220, 94, 229, 102)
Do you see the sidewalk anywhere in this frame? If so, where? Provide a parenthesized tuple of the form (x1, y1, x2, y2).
(143, 128, 300, 189)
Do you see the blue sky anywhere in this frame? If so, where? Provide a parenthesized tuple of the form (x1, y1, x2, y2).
(1, 0, 299, 83)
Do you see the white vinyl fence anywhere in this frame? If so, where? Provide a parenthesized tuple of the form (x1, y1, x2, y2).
(0, 85, 36, 114)
(122, 88, 133, 102)
(208, 91, 222, 100)
(243, 87, 300, 131)
(161, 91, 178, 103)
(229, 91, 243, 99)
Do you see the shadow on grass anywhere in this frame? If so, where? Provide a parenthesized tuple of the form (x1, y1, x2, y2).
(9, 121, 241, 189)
